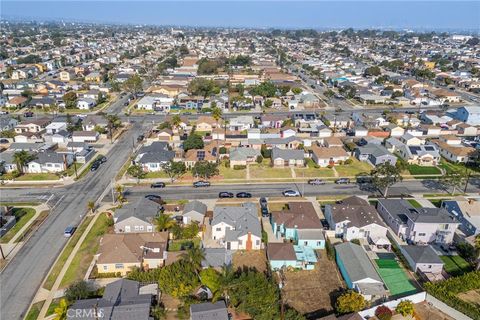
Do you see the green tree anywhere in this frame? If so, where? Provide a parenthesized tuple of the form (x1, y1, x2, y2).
(183, 133, 204, 151)
(127, 164, 147, 180)
(395, 300, 414, 317)
(200, 268, 222, 297)
(335, 291, 366, 314)
(250, 81, 277, 98)
(53, 299, 68, 320)
(371, 162, 403, 198)
(154, 214, 175, 231)
(63, 91, 77, 109)
(0, 130, 16, 139)
(192, 161, 219, 179)
(364, 66, 381, 76)
(13, 151, 36, 174)
(158, 260, 200, 298)
(324, 89, 335, 99)
(179, 44, 189, 55)
(188, 78, 220, 98)
(106, 114, 121, 143)
(182, 222, 200, 239)
(292, 87, 302, 95)
(65, 281, 91, 302)
(87, 201, 95, 214)
(264, 99, 273, 108)
(162, 160, 186, 182)
(123, 74, 143, 93)
(440, 171, 467, 195)
(181, 246, 205, 272)
(171, 115, 182, 129)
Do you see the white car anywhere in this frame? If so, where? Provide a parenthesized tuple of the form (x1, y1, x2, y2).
(283, 189, 300, 197)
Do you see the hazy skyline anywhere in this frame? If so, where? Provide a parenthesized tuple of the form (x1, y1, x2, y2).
(2, 1, 480, 31)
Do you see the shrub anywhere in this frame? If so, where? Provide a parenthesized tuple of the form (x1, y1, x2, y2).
(375, 305, 392, 320)
(395, 300, 414, 317)
(344, 158, 353, 165)
(350, 239, 361, 245)
(219, 146, 227, 154)
(224, 160, 230, 168)
(335, 290, 366, 314)
(256, 155, 263, 164)
(65, 281, 92, 302)
(233, 165, 246, 170)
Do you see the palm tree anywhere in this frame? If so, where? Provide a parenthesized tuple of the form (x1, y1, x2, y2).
(53, 299, 68, 320)
(13, 151, 36, 174)
(106, 114, 121, 143)
(87, 201, 95, 214)
(154, 214, 175, 231)
(181, 246, 205, 272)
(211, 106, 223, 159)
(115, 184, 125, 203)
(171, 114, 181, 130)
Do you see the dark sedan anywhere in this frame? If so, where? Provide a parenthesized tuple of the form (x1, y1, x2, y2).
(151, 182, 166, 188)
(236, 192, 252, 198)
(219, 192, 234, 198)
(145, 194, 163, 204)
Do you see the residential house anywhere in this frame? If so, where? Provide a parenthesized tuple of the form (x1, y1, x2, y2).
(0, 151, 17, 173)
(397, 144, 440, 166)
(211, 203, 262, 251)
(134, 142, 175, 172)
(267, 242, 318, 271)
(82, 115, 108, 131)
(270, 202, 325, 249)
(377, 199, 459, 244)
(196, 116, 218, 133)
(0, 116, 18, 132)
(184, 145, 217, 169)
(113, 198, 159, 233)
(72, 131, 99, 143)
(229, 147, 261, 168)
(432, 89, 461, 103)
(77, 98, 97, 110)
(400, 245, 444, 275)
(271, 147, 305, 167)
(228, 115, 254, 131)
(59, 70, 75, 82)
(6, 96, 28, 109)
(45, 121, 67, 134)
(431, 139, 478, 164)
(324, 196, 389, 249)
(442, 197, 480, 236)
(201, 248, 233, 270)
(454, 106, 480, 126)
(355, 144, 397, 166)
(26, 152, 73, 173)
(310, 144, 349, 167)
(335, 242, 386, 301)
(96, 232, 169, 275)
(15, 118, 51, 133)
(190, 301, 229, 320)
(457, 123, 478, 136)
(386, 124, 405, 138)
(261, 114, 283, 128)
(137, 94, 173, 112)
(67, 279, 154, 320)
(182, 200, 207, 224)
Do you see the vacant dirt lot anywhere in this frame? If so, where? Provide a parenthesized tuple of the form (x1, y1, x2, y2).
(233, 250, 268, 274)
(458, 289, 480, 307)
(281, 251, 345, 319)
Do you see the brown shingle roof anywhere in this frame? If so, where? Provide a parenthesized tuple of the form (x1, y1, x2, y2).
(271, 202, 322, 229)
(267, 243, 296, 261)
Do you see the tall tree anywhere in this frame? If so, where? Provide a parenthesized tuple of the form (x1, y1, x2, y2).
(371, 162, 403, 198)
(183, 133, 204, 151)
(162, 160, 186, 182)
(127, 164, 146, 181)
(106, 114, 121, 143)
(440, 171, 467, 195)
(192, 161, 219, 179)
(87, 201, 95, 214)
(181, 246, 205, 272)
(13, 151, 36, 174)
(211, 106, 223, 158)
(171, 115, 182, 130)
(123, 74, 143, 94)
(154, 214, 175, 231)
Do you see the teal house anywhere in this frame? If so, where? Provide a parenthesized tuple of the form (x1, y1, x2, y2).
(270, 202, 325, 249)
(267, 243, 318, 271)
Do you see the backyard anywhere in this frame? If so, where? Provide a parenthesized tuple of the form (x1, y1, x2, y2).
(440, 255, 472, 277)
(233, 249, 267, 274)
(281, 251, 344, 318)
(374, 258, 417, 297)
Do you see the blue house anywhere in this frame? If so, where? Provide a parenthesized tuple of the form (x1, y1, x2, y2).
(442, 198, 480, 237)
(270, 202, 325, 249)
(454, 106, 480, 126)
(267, 243, 317, 271)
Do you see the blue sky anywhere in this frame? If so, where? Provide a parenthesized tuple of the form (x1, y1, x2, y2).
(2, 1, 479, 30)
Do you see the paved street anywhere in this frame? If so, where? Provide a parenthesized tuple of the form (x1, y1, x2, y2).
(0, 120, 149, 320)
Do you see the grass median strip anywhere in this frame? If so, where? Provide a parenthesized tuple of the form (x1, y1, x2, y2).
(24, 300, 45, 320)
(43, 216, 94, 290)
(60, 213, 112, 288)
(0, 207, 36, 243)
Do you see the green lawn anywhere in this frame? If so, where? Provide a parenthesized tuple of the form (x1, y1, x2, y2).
(334, 158, 373, 177)
(24, 300, 45, 320)
(65, 162, 82, 177)
(249, 164, 293, 179)
(46, 298, 61, 317)
(407, 165, 441, 175)
(407, 199, 423, 208)
(440, 255, 473, 276)
(0, 207, 36, 243)
(219, 165, 246, 180)
(294, 167, 335, 178)
(168, 238, 201, 252)
(16, 173, 60, 181)
(144, 171, 170, 179)
(60, 213, 112, 288)
(43, 216, 94, 290)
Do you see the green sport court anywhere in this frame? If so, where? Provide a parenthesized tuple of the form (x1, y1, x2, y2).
(375, 258, 417, 297)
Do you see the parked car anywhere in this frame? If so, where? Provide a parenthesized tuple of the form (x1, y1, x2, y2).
(308, 179, 326, 185)
(90, 161, 100, 171)
(218, 192, 234, 198)
(261, 207, 269, 217)
(145, 194, 163, 204)
(320, 219, 330, 230)
(335, 178, 350, 184)
(259, 197, 268, 208)
(356, 176, 372, 184)
(193, 181, 210, 188)
(151, 182, 166, 188)
(236, 192, 252, 198)
(0, 139, 9, 144)
(64, 226, 76, 237)
(24, 111, 34, 117)
(283, 189, 300, 197)
(98, 156, 107, 163)
(137, 135, 145, 142)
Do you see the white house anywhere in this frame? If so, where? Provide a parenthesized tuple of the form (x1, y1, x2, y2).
(77, 98, 97, 110)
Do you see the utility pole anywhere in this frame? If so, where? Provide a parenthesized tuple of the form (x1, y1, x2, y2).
(111, 178, 115, 205)
(71, 146, 78, 179)
(463, 167, 471, 194)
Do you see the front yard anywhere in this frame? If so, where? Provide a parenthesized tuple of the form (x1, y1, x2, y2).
(16, 173, 60, 181)
(294, 167, 336, 178)
(219, 165, 246, 180)
(249, 164, 293, 179)
(334, 158, 372, 177)
(144, 171, 170, 179)
(0, 207, 36, 243)
(407, 165, 441, 175)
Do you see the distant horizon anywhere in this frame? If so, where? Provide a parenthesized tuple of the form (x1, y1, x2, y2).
(2, 1, 480, 32)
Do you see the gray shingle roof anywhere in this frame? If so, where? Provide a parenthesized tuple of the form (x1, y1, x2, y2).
(271, 147, 304, 161)
(401, 245, 443, 264)
(335, 242, 383, 283)
(183, 200, 207, 215)
(229, 147, 260, 161)
(201, 248, 232, 268)
(378, 199, 456, 224)
(212, 205, 261, 239)
(190, 301, 229, 320)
